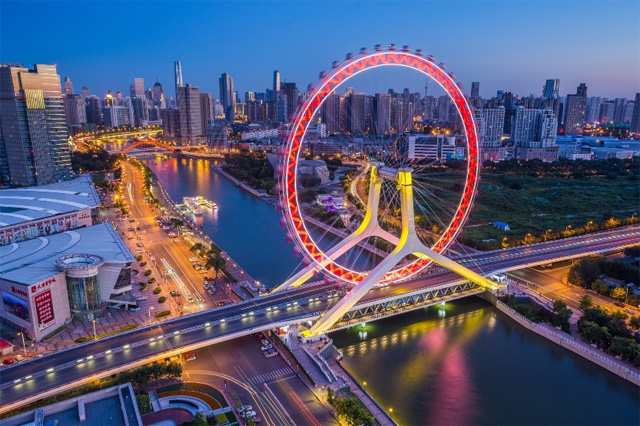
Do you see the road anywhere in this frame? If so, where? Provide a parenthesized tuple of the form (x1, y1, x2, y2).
(183, 336, 337, 426)
(1, 225, 638, 412)
(120, 162, 233, 313)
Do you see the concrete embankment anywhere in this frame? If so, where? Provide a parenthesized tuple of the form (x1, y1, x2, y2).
(481, 293, 640, 386)
(211, 165, 276, 204)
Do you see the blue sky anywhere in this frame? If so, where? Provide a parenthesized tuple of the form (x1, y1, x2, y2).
(1, 1, 639, 100)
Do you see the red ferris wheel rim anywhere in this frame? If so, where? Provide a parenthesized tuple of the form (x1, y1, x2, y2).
(282, 48, 480, 284)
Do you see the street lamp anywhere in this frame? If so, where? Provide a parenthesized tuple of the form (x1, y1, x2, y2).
(92, 319, 97, 341)
(16, 332, 26, 356)
(148, 306, 155, 325)
(545, 229, 552, 241)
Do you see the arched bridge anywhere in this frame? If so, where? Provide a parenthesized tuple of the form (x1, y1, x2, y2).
(118, 139, 179, 154)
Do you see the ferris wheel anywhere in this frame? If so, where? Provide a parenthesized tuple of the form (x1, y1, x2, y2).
(275, 46, 498, 334)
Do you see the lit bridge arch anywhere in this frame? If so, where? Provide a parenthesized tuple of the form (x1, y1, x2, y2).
(120, 140, 178, 154)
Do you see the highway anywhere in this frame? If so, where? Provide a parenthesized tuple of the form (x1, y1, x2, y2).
(1, 225, 638, 413)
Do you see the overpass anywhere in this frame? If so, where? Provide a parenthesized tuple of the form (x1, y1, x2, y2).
(0, 225, 638, 414)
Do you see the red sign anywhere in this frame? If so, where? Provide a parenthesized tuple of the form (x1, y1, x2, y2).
(11, 286, 28, 297)
(31, 277, 56, 294)
(34, 290, 55, 331)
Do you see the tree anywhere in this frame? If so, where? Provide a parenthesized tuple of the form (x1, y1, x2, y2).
(552, 300, 567, 313)
(610, 287, 626, 301)
(579, 294, 594, 312)
(567, 257, 601, 288)
(190, 242, 205, 254)
(629, 316, 640, 331)
(206, 253, 226, 283)
(169, 217, 184, 228)
(591, 280, 609, 295)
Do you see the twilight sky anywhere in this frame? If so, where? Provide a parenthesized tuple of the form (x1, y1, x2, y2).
(1, 1, 639, 100)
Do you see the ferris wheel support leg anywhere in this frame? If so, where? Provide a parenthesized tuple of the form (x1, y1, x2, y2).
(305, 169, 501, 336)
(274, 165, 394, 293)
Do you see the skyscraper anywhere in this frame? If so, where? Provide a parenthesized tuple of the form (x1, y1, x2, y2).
(63, 76, 74, 95)
(85, 95, 102, 125)
(373, 93, 391, 134)
(0, 64, 72, 186)
(273, 70, 280, 93)
(219, 73, 235, 121)
(64, 94, 87, 125)
(131, 96, 149, 127)
(322, 93, 341, 132)
(174, 61, 183, 96)
(471, 82, 480, 99)
(347, 93, 366, 134)
(473, 106, 505, 147)
(282, 82, 299, 122)
(585, 97, 602, 124)
(564, 84, 587, 135)
(133, 78, 145, 97)
(153, 81, 163, 102)
(199, 92, 213, 133)
(81, 86, 90, 100)
(542, 79, 559, 99)
(176, 84, 202, 144)
(631, 93, 640, 133)
(613, 98, 627, 123)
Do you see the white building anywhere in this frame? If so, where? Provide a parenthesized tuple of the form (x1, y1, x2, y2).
(474, 106, 504, 148)
(407, 134, 456, 161)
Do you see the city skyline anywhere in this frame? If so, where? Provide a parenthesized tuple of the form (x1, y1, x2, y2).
(1, 1, 639, 100)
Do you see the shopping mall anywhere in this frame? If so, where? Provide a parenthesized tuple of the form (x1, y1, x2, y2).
(0, 176, 136, 341)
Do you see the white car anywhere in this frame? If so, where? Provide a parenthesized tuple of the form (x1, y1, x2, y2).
(240, 410, 256, 419)
(239, 405, 253, 412)
(189, 257, 198, 263)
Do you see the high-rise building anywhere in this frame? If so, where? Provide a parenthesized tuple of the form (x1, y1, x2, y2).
(437, 95, 451, 123)
(623, 100, 635, 123)
(564, 84, 587, 135)
(85, 95, 101, 125)
(512, 107, 558, 161)
(542, 79, 559, 99)
(373, 93, 391, 134)
(322, 93, 341, 132)
(153, 81, 163, 102)
(613, 98, 627, 123)
(131, 96, 149, 127)
(64, 94, 87, 125)
(631, 93, 640, 133)
(282, 82, 299, 122)
(63, 76, 74, 95)
(599, 101, 615, 123)
(199, 92, 213, 132)
(273, 70, 280, 93)
(0, 64, 73, 186)
(473, 106, 505, 148)
(207, 123, 228, 150)
(275, 92, 287, 123)
(81, 86, 90, 100)
(471, 82, 480, 99)
(176, 84, 202, 144)
(219, 73, 235, 121)
(102, 104, 134, 128)
(347, 93, 366, 134)
(132, 78, 145, 98)
(423, 96, 436, 121)
(245, 92, 255, 103)
(585, 97, 602, 124)
(174, 61, 183, 97)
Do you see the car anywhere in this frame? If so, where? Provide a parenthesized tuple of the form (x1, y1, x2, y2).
(189, 257, 198, 263)
(217, 301, 225, 306)
(240, 411, 257, 419)
(188, 297, 194, 303)
(264, 351, 278, 358)
(199, 269, 207, 274)
(614, 302, 625, 308)
(204, 284, 209, 290)
(173, 239, 178, 243)
(2, 358, 14, 365)
(135, 249, 143, 253)
(239, 405, 253, 412)
(260, 346, 270, 352)
(261, 339, 271, 347)
(127, 237, 135, 240)
(129, 219, 135, 223)
(128, 228, 134, 232)
(136, 242, 144, 248)
(136, 296, 147, 301)
(624, 308, 634, 315)
(185, 352, 197, 361)
(256, 332, 264, 340)
(136, 226, 141, 231)
(15, 354, 23, 362)
(252, 416, 262, 424)
(208, 289, 215, 295)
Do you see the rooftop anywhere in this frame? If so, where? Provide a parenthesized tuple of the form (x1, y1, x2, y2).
(0, 175, 100, 227)
(0, 223, 134, 285)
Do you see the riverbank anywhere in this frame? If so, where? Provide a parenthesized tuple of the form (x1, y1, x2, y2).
(211, 165, 278, 206)
(481, 292, 640, 386)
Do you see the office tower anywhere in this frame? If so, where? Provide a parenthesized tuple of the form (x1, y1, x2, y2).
(322, 93, 341, 132)
(219, 73, 235, 121)
(273, 70, 280, 93)
(174, 61, 183, 96)
(116, 91, 122, 100)
(131, 96, 149, 127)
(503, 92, 515, 134)
(623, 100, 635, 123)
(153, 81, 163, 102)
(347, 93, 365, 134)
(599, 101, 615, 122)
(200, 93, 213, 131)
(85, 95, 102, 125)
(473, 106, 505, 148)
(631, 93, 640, 133)
(63, 76, 74, 95)
(64, 94, 87, 125)
(437, 95, 451, 122)
(423, 96, 436, 121)
(585, 97, 602, 124)
(176, 84, 202, 144)
(275, 92, 287, 123)
(542, 79, 559, 99)
(81, 86, 90, 100)
(373, 93, 391, 134)
(102, 103, 134, 128)
(245, 92, 255, 103)
(471, 82, 480, 99)
(161, 109, 181, 141)
(132, 78, 145, 97)
(613, 98, 627, 123)
(0, 64, 72, 186)
(207, 123, 228, 150)
(564, 84, 587, 135)
(512, 107, 558, 161)
(282, 82, 299, 122)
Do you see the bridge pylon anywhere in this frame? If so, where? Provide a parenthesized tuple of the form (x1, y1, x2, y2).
(285, 166, 502, 337)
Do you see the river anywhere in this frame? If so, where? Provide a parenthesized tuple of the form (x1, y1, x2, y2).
(145, 156, 640, 426)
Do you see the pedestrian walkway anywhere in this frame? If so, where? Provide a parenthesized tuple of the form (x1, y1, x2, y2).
(249, 367, 294, 384)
